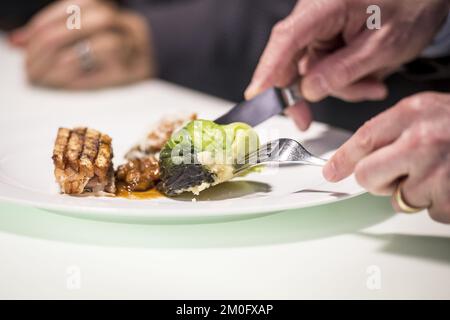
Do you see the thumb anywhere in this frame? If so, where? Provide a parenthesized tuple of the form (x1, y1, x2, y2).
(284, 100, 312, 131)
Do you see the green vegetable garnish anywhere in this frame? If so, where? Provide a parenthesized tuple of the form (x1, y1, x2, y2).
(158, 120, 259, 196)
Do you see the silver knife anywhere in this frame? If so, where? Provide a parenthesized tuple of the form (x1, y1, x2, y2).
(215, 84, 303, 126)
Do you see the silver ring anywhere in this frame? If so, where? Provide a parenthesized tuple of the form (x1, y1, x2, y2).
(75, 41, 97, 73)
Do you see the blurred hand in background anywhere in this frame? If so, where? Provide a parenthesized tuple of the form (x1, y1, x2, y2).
(246, 0, 449, 130)
(9, 0, 155, 89)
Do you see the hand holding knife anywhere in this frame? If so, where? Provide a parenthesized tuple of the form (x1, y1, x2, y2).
(215, 83, 304, 127)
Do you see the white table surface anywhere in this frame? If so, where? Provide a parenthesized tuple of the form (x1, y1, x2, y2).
(1, 38, 449, 300)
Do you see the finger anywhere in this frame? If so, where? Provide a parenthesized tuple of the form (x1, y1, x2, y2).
(244, 49, 301, 100)
(12, 0, 91, 46)
(331, 79, 388, 102)
(284, 100, 312, 131)
(38, 32, 125, 87)
(391, 177, 433, 214)
(357, 117, 448, 193)
(323, 100, 417, 182)
(353, 136, 411, 196)
(301, 29, 390, 101)
(428, 208, 450, 224)
(245, 0, 345, 98)
(9, 28, 27, 47)
(27, 3, 117, 58)
(297, 50, 321, 77)
(391, 129, 450, 217)
(26, 6, 117, 82)
(296, 37, 346, 78)
(427, 175, 450, 224)
(38, 46, 81, 87)
(63, 33, 140, 89)
(66, 55, 150, 89)
(352, 121, 446, 197)
(65, 64, 125, 89)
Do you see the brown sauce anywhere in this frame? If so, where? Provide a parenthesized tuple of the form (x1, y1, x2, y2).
(116, 183, 163, 200)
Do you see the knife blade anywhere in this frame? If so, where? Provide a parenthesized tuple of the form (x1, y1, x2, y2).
(215, 84, 303, 126)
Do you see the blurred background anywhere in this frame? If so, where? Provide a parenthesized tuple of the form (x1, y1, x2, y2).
(1, 0, 450, 131)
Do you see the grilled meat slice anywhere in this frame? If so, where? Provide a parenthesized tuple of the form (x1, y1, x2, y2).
(95, 133, 113, 182)
(79, 128, 100, 178)
(53, 128, 70, 170)
(116, 156, 160, 192)
(66, 127, 86, 171)
(52, 127, 116, 195)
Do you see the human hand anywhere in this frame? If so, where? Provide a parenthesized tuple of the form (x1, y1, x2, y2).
(245, 0, 449, 130)
(323, 92, 450, 223)
(10, 0, 155, 89)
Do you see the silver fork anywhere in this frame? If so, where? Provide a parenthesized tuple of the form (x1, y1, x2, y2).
(233, 138, 327, 176)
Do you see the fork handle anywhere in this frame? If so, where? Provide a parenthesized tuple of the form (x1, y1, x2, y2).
(303, 157, 328, 167)
(282, 157, 328, 167)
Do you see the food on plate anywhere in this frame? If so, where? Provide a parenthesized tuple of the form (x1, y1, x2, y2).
(116, 155, 160, 192)
(51, 114, 259, 198)
(52, 127, 116, 195)
(125, 113, 197, 160)
(116, 113, 196, 195)
(158, 120, 259, 196)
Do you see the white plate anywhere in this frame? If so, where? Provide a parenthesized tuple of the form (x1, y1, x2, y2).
(0, 81, 364, 223)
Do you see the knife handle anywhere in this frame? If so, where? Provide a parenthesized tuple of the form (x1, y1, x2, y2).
(279, 83, 303, 108)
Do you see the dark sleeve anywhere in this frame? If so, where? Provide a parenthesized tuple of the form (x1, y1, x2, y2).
(125, 0, 297, 102)
(0, 0, 53, 30)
